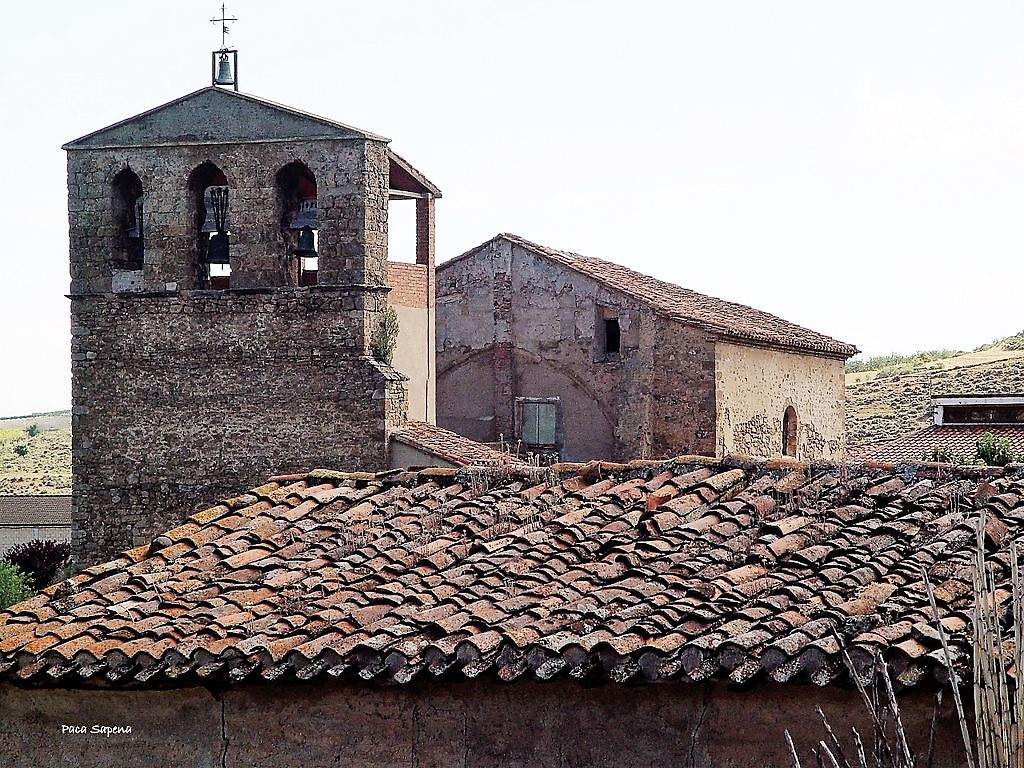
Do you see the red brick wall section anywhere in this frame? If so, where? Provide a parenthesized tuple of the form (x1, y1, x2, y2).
(415, 197, 435, 268)
(387, 262, 428, 308)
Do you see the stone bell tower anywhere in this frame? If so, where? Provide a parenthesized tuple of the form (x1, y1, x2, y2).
(65, 53, 440, 566)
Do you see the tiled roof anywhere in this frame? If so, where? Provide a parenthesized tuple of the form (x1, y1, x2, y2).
(391, 421, 525, 467)
(0, 496, 71, 527)
(441, 234, 858, 358)
(855, 425, 1024, 464)
(1, 456, 1020, 689)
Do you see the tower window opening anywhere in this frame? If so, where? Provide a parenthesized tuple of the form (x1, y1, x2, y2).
(112, 168, 144, 271)
(188, 162, 231, 289)
(276, 162, 318, 286)
(604, 317, 621, 354)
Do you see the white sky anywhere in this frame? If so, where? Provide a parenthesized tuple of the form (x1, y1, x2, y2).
(1, 1, 1023, 416)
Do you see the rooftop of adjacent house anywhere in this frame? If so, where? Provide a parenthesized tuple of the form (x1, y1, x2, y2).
(1, 456, 1020, 689)
(854, 425, 1024, 464)
(440, 234, 858, 359)
(0, 496, 72, 528)
(390, 421, 526, 468)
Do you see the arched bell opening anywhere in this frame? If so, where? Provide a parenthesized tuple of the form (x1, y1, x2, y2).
(111, 168, 144, 273)
(187, 161, 231, 289)
(275, 161, 318, 286)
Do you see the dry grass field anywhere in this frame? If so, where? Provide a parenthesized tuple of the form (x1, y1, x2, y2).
(846, 333, 1024, 449)
(0, 411, 71, 495)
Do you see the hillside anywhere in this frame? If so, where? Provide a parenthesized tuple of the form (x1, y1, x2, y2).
(0, 411, 71, 495)
(846, 333, 1024, 449)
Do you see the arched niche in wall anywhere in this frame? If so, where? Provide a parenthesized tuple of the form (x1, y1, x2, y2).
(111, 168, 144, 288)
(782, 405, 798, 458)
(275, 161, 318, 286)
(187, 161, 231, 289)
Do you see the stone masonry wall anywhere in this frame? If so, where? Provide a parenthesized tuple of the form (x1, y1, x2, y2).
(650, 320, 718, 458)
(0, 680, 967, 768)
(715, 341, 846, 460)
(68, 138, 389, 301)
(71, 288, 407, 567)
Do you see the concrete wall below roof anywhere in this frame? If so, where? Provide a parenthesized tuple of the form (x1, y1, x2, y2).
(389, 439, 458, 469)
(0, 679, 966, 768)
(715, 341, 847, 460)
(0, 525, 70, 557)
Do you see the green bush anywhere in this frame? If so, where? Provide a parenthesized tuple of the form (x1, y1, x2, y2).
(977, 431, 1015, 466)
(846, 349, 962, 374)
(923, 445, 962, 464)
(371, 306, 400, 365)
(12, 443, 28, 457)
(24, 424, 39, 438)
(0, 564, 31, 610)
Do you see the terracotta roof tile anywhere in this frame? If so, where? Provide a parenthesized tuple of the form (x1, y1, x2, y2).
(390, 421, 525, 468)
(855, 424, 1024, 464)
(2, 455, 1023, 688)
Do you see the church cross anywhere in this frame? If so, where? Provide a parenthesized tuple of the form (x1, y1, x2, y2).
(210, 3, 238, 50)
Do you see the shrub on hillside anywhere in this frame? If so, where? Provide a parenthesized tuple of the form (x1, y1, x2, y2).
(0, 564, 31, 609)
(4, 539, 71, 590)
(12, 443, 28, 457)
(977, 431, 1015, 466)
(24, 424, 39, 438)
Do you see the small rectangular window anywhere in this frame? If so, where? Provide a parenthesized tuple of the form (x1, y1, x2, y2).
(518, 398, 559, 446)
(604, 317, 621, 354)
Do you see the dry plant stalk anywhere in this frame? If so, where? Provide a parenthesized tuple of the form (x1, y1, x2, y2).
(785, 655, 927, 768)
(789, 511, 1024, 768)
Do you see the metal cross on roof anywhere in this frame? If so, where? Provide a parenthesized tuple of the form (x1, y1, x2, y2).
(210, 3, 238, 50)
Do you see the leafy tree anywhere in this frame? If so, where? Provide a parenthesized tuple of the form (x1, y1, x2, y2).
(4, 540, 71, 590)
(0, 564, 31, 610)
(24, 424, 39, 438)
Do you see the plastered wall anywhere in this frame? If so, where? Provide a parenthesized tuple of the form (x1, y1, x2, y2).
(436, 240, 660, 462)
(388, 262, 434, 423)
(0, 680, 966, 768)
(715, 341, 846, 460)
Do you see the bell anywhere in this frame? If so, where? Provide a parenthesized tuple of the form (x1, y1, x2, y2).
(214, 53, 234, 86)
(208, 232, 230, 264)
(293, 226, 317, 257)
(124, 196, 143, 240)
